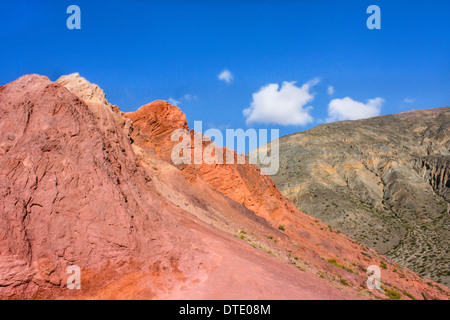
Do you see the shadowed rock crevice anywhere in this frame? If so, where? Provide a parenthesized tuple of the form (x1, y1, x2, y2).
(414, 155, 450, 202)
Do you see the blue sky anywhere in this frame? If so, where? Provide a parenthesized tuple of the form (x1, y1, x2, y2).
(1, 0, 449, 152)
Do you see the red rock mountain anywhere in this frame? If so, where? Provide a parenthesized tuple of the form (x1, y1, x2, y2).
(0, 74, 448, 299)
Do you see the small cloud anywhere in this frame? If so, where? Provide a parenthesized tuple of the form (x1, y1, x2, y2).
(182, 93, 197, 101)
(167, 94, 197, 106)
(243, 79, 319, 126)
(218, 69, 233, 83)
(308, 77, 321, 86)
(168, 97, 181, 106)
(327, 86, 334, 95)
(403, 98, 414, 103)
(327, 97, 384, 122)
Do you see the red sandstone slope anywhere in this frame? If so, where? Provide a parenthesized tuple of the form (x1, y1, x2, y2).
(0, 74, 448, 300)
(126, 100, 450, 300)
(126, 100, 298, 223)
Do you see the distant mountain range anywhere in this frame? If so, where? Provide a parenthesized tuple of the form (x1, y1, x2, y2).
(253, 107, 449, 286)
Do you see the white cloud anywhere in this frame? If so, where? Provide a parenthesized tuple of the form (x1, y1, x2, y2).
(327, 86, 334, 95)
(243, 79, 319, 126)
(182, 93, 197, 101)
(168, 97, 181, 106)
(327, 97, 384, 122)
(403, 98, 414, 103)
(167, 94, 197, 106)
(218, 69, 233, 83)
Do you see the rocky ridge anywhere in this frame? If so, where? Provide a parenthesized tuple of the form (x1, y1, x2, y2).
(253, 108, 450, 286)
(0, 74, 448, 299)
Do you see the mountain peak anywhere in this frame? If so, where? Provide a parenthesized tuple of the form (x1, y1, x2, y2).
(56, 73, 108, 106)
(131, 100, 189, 131)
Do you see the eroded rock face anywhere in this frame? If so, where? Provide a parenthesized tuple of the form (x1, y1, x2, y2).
(255, 108, 450, 286)
(56, 73, 109, 106)
(0, 75, 213, 298)
(126, 102, 297, 224)
(414, 155, 450, 202)
(1, 74, 448, 300)
(126, 100, 189, 159)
